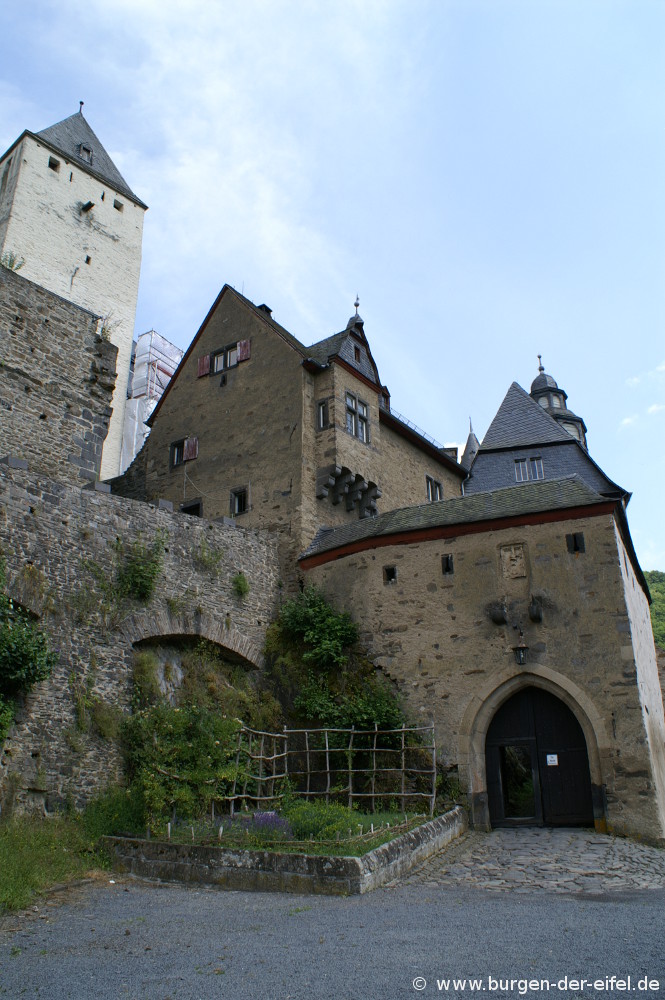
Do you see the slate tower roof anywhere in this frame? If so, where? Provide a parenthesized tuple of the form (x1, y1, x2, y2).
(34, 110, 146, 207)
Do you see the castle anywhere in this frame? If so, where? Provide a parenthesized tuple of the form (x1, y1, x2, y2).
(1, 112, 664, 843)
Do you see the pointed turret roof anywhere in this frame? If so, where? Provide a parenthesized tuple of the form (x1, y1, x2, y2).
(460, 420, 480, 470)
(34, 110, 146, 207)
(481, 382, 572, 451)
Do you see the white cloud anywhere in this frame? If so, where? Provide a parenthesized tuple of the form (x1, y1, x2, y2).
(620, 415, 639, 427)
(625, 375, 640, 387)
(647, 404, 665, 415)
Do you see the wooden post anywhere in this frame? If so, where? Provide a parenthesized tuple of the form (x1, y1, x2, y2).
(371, 723, 378, 813)
(258, 732, 265, 807)
(430, 724, 436, 816)
(347, 727, 355, 809)
(324, 729, 331, 804)
(305, 730, 311, 797)
(401, 724, 406, 811)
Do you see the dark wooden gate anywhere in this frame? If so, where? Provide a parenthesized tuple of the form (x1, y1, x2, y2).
(486, 687, 593, 827)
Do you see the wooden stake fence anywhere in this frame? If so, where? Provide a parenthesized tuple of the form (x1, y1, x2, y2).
(225, 723, 436, 815)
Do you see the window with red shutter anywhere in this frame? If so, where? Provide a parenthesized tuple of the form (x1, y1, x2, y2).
(183, 436, 199, 461)
(197, 355, 210, 377)
(237, 340, 251, 362)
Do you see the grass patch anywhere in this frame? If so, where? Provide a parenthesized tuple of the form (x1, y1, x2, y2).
(0, 816, 104, 913)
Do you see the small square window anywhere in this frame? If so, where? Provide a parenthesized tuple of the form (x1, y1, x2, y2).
(85, 255, 91, 265)
(113, 199, 123, 212)
(79, 144, 93, 164)
(442, 554, 454, 575)
(231, 487, 248, 516)
(213, 343, 239, 373)
(48, 156, 60, 172)
(383, 566, 397, 584)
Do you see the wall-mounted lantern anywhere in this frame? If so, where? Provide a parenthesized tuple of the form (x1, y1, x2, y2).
(513, 629, 528, 666)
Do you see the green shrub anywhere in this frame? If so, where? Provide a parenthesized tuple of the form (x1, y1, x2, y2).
(80, 785, 146, 840)
(283, 800, 362, 840)
(276, 587, 357, 670)
(115, 532, 165, 603)
(232, 572, 250, 598)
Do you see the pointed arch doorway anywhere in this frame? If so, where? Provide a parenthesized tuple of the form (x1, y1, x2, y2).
(485, 687, 594, 827)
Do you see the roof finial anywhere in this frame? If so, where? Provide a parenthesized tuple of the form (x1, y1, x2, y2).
(537, 353, 544, 373)
(79, 101, 84, 115)
(354, 294, 360, 317)
(469, 416, 474, 433)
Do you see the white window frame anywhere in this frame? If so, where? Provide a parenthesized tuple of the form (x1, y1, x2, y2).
(213, 343, 239, 373)
(345, 391, 370, 442)
(426, 476, 443, 501)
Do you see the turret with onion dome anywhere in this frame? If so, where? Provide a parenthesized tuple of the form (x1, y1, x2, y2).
(529, 356, 588, 449)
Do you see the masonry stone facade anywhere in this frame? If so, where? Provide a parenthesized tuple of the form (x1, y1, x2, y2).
(1, 248, 663, 845)
(111, 286, 465, 576)
(0, 111, 146, 479)
(0, 267, 116, 483)
(301, 505, 665, 843)
(0, 463, 281, 814)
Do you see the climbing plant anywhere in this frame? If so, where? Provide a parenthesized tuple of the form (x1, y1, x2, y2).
(0, 559, 58, 741)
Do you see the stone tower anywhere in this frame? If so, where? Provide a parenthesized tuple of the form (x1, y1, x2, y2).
(0, 107, 147, 479)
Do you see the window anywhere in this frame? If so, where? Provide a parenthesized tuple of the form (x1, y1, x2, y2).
(317, 400, 329, 430)
(113, 199, 123, 212)
(529, 457, 544, 480)
(231, 487, 248, 516)
(345, 392, 369, 442)
(566, 532, 585, 554)
(180, 499, 202, 517)
(170, 436, 198, 467)
(48, 156, 60, 173)
(442, 554, 454, 575)
(79, 144, 93, 164)
(383, 566, 397, 584)
(213, 343, 239, 373)
(354, 346, 361, 363)
(515, 457, 544, 482)
(81, 201, 94, 213)
(426, 476, 443, 501)
(85, 256, 91, 265)
(171, 440, 185, 467)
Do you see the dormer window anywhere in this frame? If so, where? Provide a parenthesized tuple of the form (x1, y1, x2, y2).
(551, 395, 562, 408)
(354, 346, 361, 363)
(79, 144, 93, 164)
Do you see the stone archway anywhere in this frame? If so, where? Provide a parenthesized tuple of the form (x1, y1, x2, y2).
(458, 667, 609, 833)
(122, 607, 265, 670)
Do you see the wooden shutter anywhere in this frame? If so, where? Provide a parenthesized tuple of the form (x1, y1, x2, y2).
(183, 436, 199, 461)
(197, 354, 210, 377)
(237, 340, 251, 362)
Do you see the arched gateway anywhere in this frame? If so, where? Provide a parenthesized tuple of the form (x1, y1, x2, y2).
(460, 671, 608, 833)
(485, 687, 593, 827)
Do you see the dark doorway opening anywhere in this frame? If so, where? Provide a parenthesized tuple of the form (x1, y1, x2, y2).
(486, 687, 593, 828)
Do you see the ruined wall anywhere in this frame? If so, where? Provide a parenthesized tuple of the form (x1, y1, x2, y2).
(0, 464, 281, 814)
(304, 512, 665, 843)
(0, 267, 117, 483)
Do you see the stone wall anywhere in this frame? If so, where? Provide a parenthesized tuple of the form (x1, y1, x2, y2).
(304, 510, 665, 843)
(0, 267, 117, 483)
(0, 464, 281, 814)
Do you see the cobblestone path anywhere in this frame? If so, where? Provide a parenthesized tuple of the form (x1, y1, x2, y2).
(396, 827, 665, 893)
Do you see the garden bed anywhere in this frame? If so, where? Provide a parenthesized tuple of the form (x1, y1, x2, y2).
(101, 805, 467, 895)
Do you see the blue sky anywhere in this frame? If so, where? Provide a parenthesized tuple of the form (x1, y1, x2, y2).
(2, 0, 664, 568)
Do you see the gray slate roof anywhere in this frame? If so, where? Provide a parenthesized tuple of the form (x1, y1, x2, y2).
(300, 475, 609, 560)
(305, 331, 348, 364)
(35, 112, 145, 206)
(481, 382, 571, 450)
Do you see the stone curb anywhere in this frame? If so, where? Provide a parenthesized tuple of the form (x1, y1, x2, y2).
(101, 806, 467, 896)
